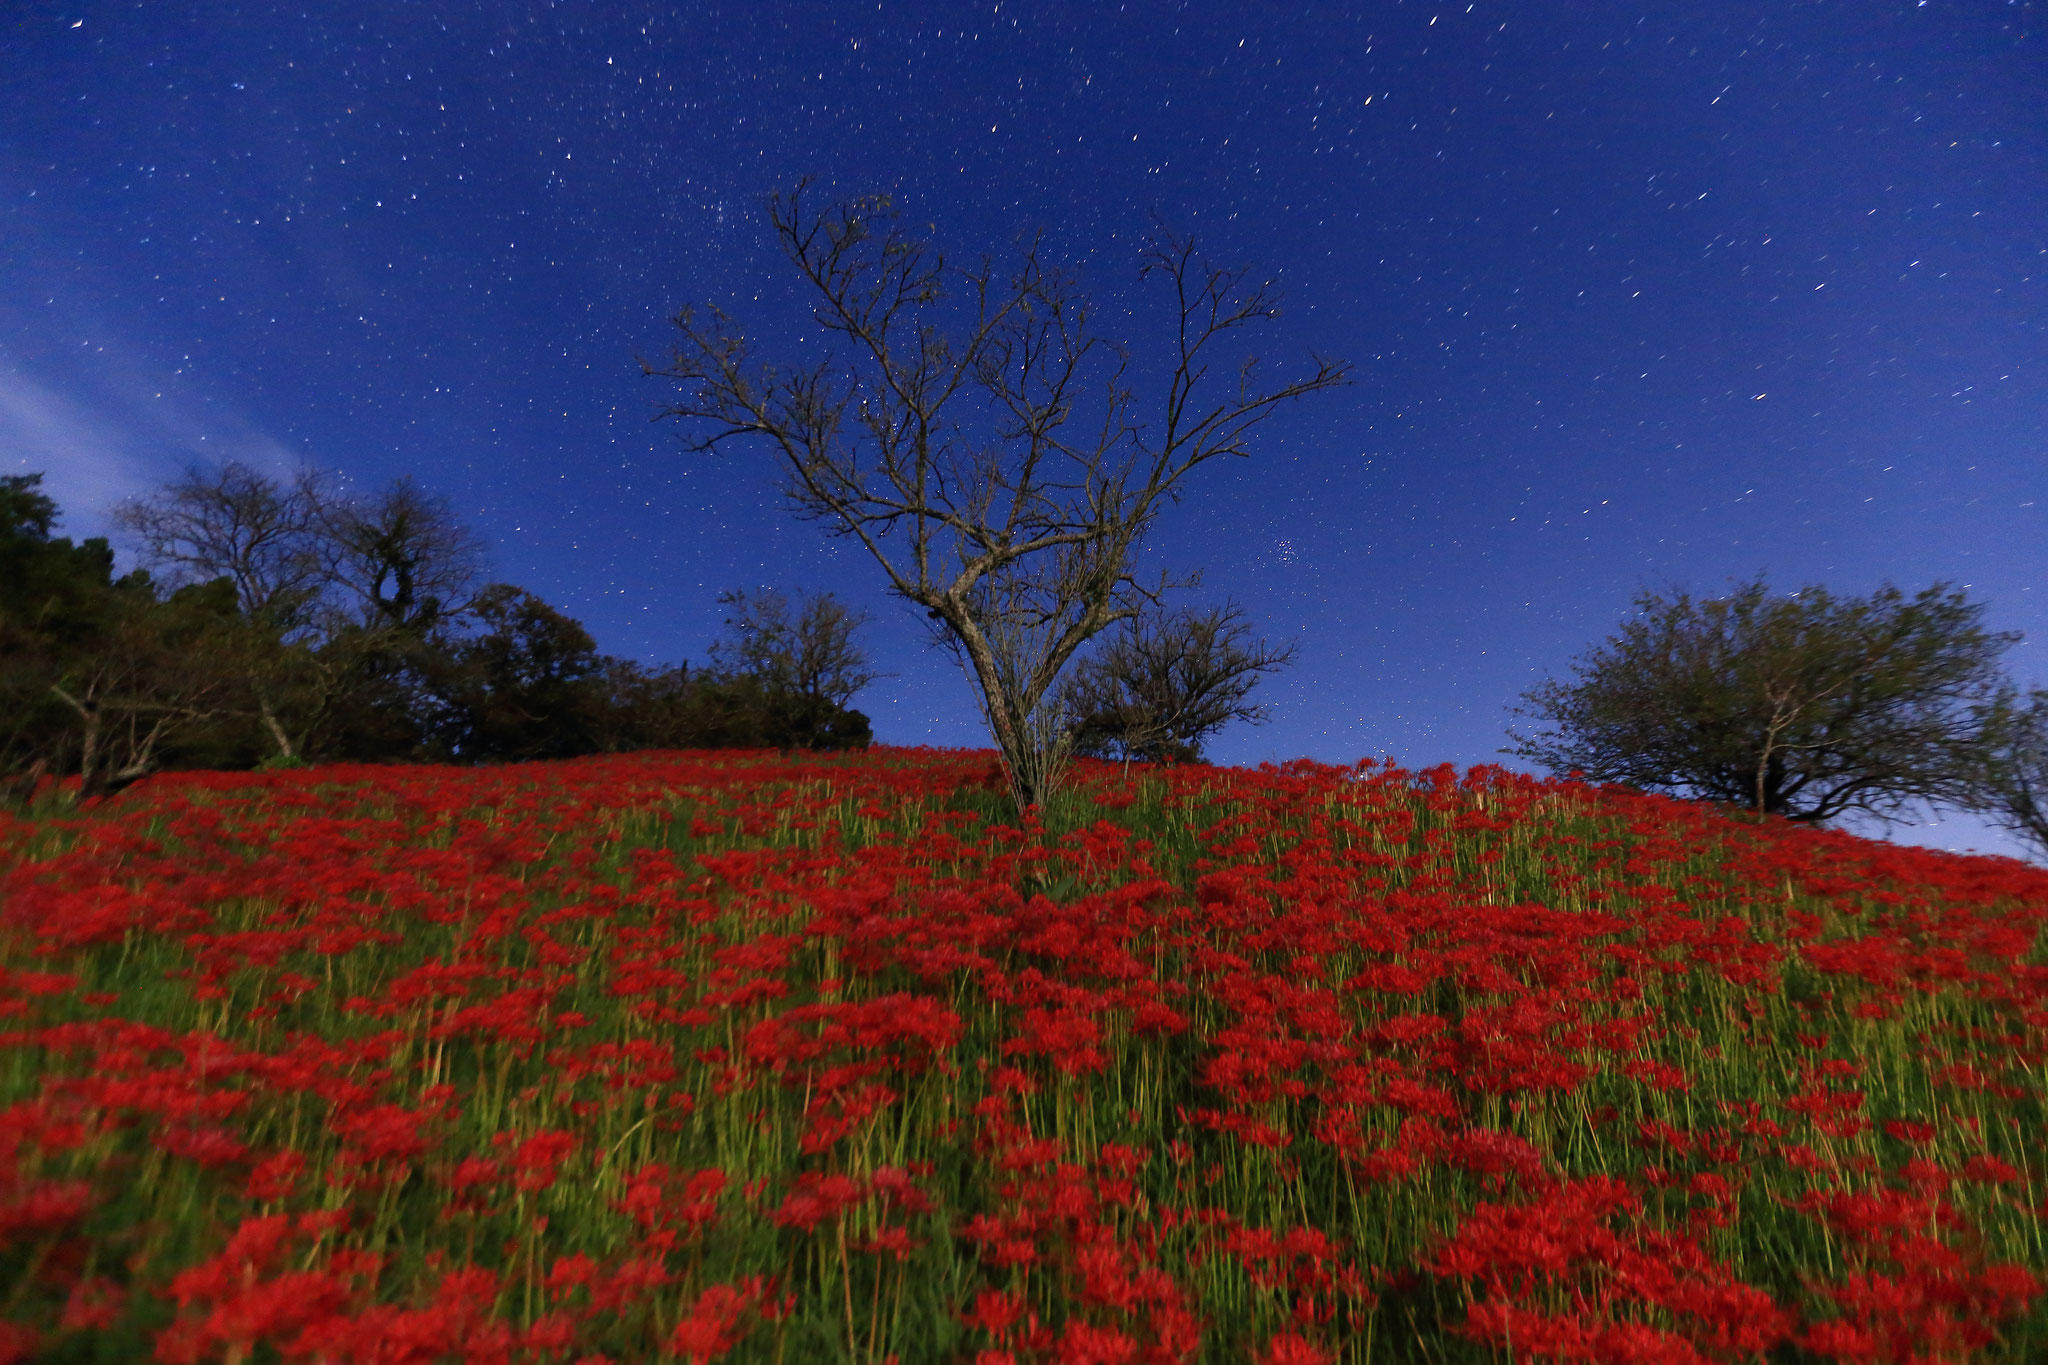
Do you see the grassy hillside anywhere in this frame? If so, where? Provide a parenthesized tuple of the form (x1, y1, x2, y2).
(0, 748, 2042, 1363)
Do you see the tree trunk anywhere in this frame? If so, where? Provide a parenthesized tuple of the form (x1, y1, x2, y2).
(1756, 749, 1788, 816)
(946, 605, 1054, 810)
(76, 709, 106, 801)
(50, 684, 102, 803)
(255, 683, 296, 760)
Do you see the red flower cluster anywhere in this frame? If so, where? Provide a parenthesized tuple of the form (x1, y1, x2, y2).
(0, 745, 2041, 1361)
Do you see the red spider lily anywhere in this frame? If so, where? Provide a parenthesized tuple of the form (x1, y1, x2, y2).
(1801, 1262, 2041, 1363)
(242, 1148, 305, 1201)
(586, 1254, 673, 1314)
(155, 1212, 380, 1365)
(1463, 1298, 1717, 1364)
(283, 1264, 514, 1364)
(1431, 1174, 1799, 1358)
(867, 1163, 932, 1215)
(503, 1128, 577, 1193)
(857, 1223, 923, 1260)
(1256, 1332, 1333, 1365)
(0, 1175, 92, 1248)
(1054, 1319, 1139, 1364)
(60, 1275, 125, 1331)
(155, 1123, 250, 1169)
(1962, 1153, 2021, 1185)
(769, 1170, 867, 1233)
(666, 1278, 774, 1364)
(543, 1251, 597, 1295)
(330, 1102, 435, 1167)
(613, 1163, 725, 1238)
(4, 747, 2045, 1361)
(0, 1323, 36, 1365)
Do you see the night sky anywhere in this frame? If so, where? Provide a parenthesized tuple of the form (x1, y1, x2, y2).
(4, 2, 2043, 854)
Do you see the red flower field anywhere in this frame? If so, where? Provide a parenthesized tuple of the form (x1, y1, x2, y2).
(0, 748, 2042, 1362)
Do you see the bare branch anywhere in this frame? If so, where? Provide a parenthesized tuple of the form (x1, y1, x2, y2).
(645, 191, 1347, 807)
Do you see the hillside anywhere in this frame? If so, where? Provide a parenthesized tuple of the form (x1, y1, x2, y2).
(1, 749, 2043, 1362)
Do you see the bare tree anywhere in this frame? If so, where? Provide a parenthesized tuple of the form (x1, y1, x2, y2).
(1062, 603, 1297, 766)
(294, 477, 490, 760)
(112, 461, 333, 757)
(323, 476, 488, 634)
(644, 184, 1347, 806)
(112, 461, 331, 631)
(712, 588, 878, 705)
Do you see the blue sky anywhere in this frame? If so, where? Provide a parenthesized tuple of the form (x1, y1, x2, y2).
(3, 1, 2041, 855)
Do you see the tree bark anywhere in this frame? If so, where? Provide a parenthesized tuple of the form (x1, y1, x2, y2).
(255, 683, 296, 760)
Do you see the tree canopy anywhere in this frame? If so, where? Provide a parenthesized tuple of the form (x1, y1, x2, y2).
(1506, 578, 2014, 823)
(1963, 686, 2048, 860)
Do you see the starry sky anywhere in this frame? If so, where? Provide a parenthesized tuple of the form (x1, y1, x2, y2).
(3, 2, 2043, 853)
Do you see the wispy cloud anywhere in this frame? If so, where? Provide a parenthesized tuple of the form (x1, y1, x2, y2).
(0, 362, 307, 545)
(0, 368, 161, 541)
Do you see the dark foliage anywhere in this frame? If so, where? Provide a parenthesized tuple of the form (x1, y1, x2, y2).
(2, 474, 245, 799)
(323, 476, 489, 634)
(710, 588, 880, 751)
(1964, 686, 2048, 860)
(435, 585, 605, 761)
(4, 471, 876, 803)
(1506, 578, 2014, 823)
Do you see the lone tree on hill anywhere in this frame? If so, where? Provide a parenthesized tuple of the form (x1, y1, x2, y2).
(1062, 603, 1296, 766)
(1505, 578, 2015, 823)
(644, 183, 1348, 807)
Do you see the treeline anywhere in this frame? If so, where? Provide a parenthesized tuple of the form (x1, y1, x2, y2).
(0, 465, 875, 802)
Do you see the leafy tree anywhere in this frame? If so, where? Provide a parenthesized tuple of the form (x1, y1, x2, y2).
(108, 463, 496, 763)
(1, 473, 109, 798)
(48, 578, 245, 799)
(580, 657, 875, 754)
(436, 584, 604, 761)
(11, 468, 880, 780)
(646, 184, 1346, 807)
(1, 472, 61, 541)
(709, 588, 879, 750)
(586, 658, 701, 753)
(1063, 603, 1295, 765)
(309, 622, 458, 763)
(684, 672, 872, 752)
(1963, 686, 2048, 860)
(111, 461, 332, 631)
(1505, 578, 2014, 823)
(1, 474, 242, 800)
